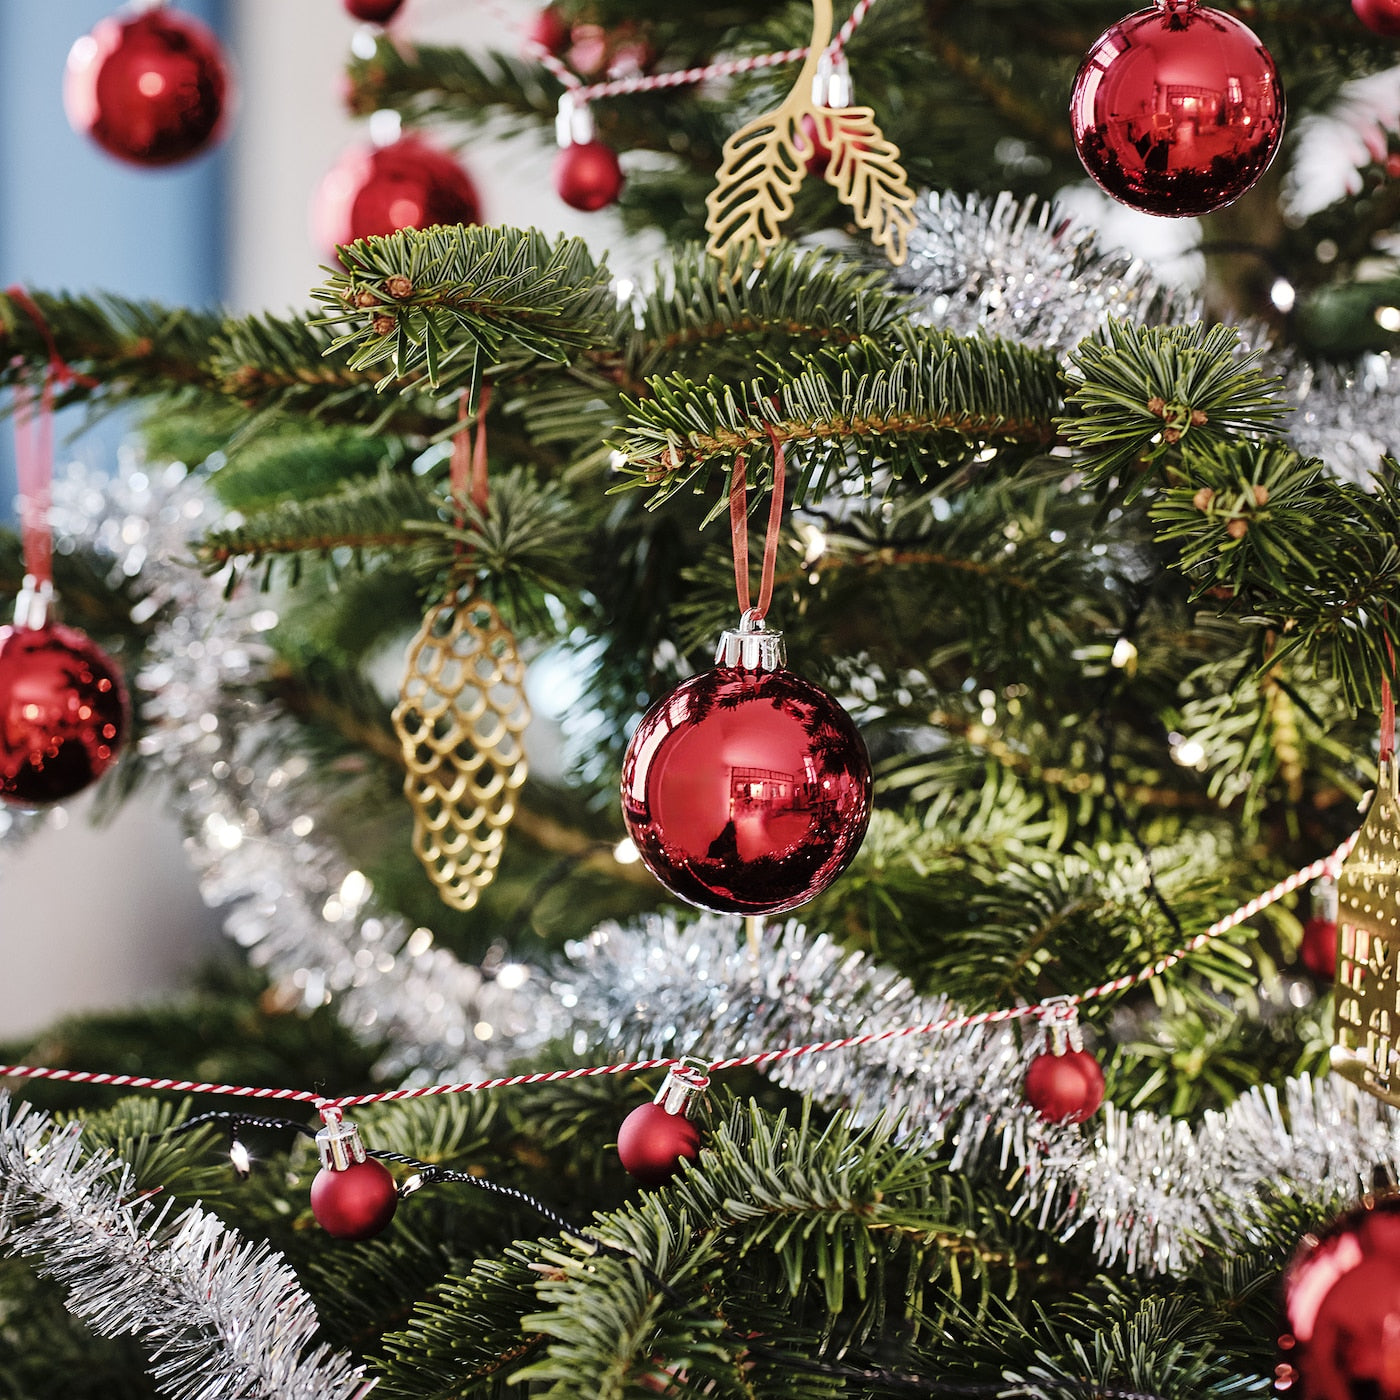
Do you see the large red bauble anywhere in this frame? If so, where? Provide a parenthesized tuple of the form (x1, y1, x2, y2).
(345, 0, 405, 21)
(0, 623, 128, 807)
(1023, 1048, 1105, 1124)
(1282, 1195, 1400, 1400)
(1354, 0, 1400, 36)
(617, 1103, 701, 1186)
(554, 141, 625, 211)
(313, 136, 482, 254)
(310, 1159, 399, 1241)
(620, 665, 872, 916)
(1068, 1, 1284, 217)
(1300, 916, 1339, 980)
(64, 8, 231, 167)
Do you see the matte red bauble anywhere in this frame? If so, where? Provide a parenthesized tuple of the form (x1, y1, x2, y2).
(1301, 915, 1339, 980)
(554, 141, 625, 211)
(313, 136, 482, 254)
(1024, 1048, 1105, 1124)
(64, 8, 231, 167)
(310, 1159, 399, 1241)
(527, 5, 571, 55)
(621, 625, 871, 916)
(617, 1102, 701, 1186)
(1281, 1195, 1400, 1400)
(1069, 0, 1284, 217)
(0, 623, 128, 807)
(345, 0, 405, 21)
(1354, 0, 1400, 36)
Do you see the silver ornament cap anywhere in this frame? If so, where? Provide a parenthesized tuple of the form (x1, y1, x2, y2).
(653, 1058, 711, 1118)
(714, 609, 785, 672)
(316, 1115, 369, 1171)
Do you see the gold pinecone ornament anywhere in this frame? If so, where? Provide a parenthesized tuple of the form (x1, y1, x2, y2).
(392, 584, 530, 911)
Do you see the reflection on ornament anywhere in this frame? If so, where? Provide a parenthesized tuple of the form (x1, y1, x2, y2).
(1331, 760, 1400, 1107)
(1069, 0, 1284, 217)
(0, 591, 128, 807)
(64, 7, 232, 167)
(621, 617, 871, 916)
(312, 135, 481, 255)
(1282, 1194, 1400, 1400)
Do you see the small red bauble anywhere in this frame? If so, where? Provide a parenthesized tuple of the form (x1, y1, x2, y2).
(527, 6, 571, 55)
(313, 135, 481, 253)
(1069, 1, 1284, 217)
(1301, 916, 1339, 980)
(621, 629, 871, 916)
(1282, 1195, 1400, 1400)
(1024, 1048, 1105, 1124)
(64, 7, 231, 167)
(345, 0, 405, 21)
(0, 622, 128, 807)
(310, 1159, 399, 1241)
(554, 141, 625, 211)
(617, 1103, 701, 1186)
(1354, 0, 1400, 36)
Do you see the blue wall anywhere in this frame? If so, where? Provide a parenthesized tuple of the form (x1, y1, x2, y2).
(0, 0, 229, 516)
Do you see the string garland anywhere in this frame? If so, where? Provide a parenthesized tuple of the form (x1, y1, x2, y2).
(0, 833, 1354, 1123)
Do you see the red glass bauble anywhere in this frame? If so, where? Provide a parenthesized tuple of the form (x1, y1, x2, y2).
(1282, 1195, 1400, 1400)
(345, 0, 405, 21)
(310, 1159, 399, 1240)
(64, 8, 231, 167)
(1301, 916, 1339, 980)
(1354, 0, 1400, 36)
(1068, 1, 1284, 217)
(621, 662, 871, 916)
(617, 1103, 701, 1186)
(1023, 1048, 1105, 1124)
(527, 5, 571, 55)
(313, 135, 482, 254)
(0, 623, 128, 807)
(554, 141, 625, 211)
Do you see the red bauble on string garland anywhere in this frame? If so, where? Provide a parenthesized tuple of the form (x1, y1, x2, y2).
(313, 135, 481, 254)
(1281, 1194, 1400, 1400)
(1024, 1047, 1105, 1124)
(0, 619, 128, 807)
(527, 5, 571, 56)
(555, 140, 625, 211)
(1300, 915, 1340, 980)
(1068, 0, 1284, 217)
(617, 1102, 701, 1186)
(64, 7, 232, 167)
(621, 621, 871, 916)
(344, 0, 405, 21)
(1354, 0, 1400, 37)
(310, 1158, 399, 1240)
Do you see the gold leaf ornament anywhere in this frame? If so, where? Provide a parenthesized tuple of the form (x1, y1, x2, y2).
(1331, 756, 1400, 1106)
(392, 586, 530, 911)
(705, 0, 916, 265)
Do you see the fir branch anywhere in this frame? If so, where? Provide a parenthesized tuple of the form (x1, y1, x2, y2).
(1060, 321, 1290, 488)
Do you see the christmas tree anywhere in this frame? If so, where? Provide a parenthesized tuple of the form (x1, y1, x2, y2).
(10, 1, 1400, 1395)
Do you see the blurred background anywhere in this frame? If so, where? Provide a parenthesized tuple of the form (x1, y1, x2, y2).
(0, 0, 624, 1040)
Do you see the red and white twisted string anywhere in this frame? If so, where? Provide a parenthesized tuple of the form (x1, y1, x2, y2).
(0, 834, 1353, 1122)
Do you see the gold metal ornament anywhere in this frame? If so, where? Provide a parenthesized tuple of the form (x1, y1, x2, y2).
(392, 585, 530, 911)
(704, 0, 916, 266)
(1331, 758, 1400, 1107)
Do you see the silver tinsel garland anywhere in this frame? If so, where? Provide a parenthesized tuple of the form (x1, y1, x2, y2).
(559, 912, 1400, 1275)
(0, 1092, 366, 1400)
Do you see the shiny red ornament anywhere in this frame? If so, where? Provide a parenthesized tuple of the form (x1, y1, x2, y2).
(621, 637, 871, 916)
(1024, 1048, 1105, 1123)
(554, 140, 625, 211)
(313, 135, 482, 254)
(1069, 0, 1284, 217)
(1354, 0, 1400, 36)
(1281, 1195, 1400, 1400)
(1301, 915, 1339, 980)
(617, 1102, 701, 1186)
(344, 0, 405, 21)
(310, 1158, 399, 1240)
(0, 622, 128, 807)
(64, 7, 231, 167)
